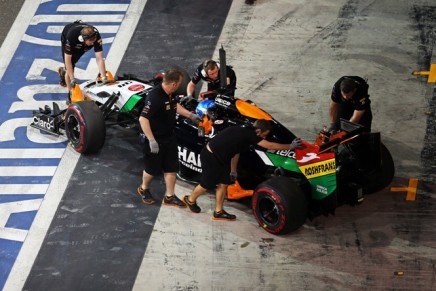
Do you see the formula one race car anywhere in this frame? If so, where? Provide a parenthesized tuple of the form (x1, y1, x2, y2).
(175, 93, 394, 234)
(30, 68, 394, 235)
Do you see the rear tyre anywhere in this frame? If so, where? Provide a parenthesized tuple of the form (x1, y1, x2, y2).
(65, 101, 106, 154)
(365, 143, 395, 193)
(252, 176, 307, 235)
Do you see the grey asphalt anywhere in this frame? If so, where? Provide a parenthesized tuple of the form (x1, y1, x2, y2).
(1, 0, 435, 290)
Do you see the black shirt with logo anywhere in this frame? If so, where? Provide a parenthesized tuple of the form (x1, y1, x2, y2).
(140, 85, 177, 143)
(208, 126, 262, 163)
(191, 63, 237, 96)
(61, 22, 103, 60)
(331, 76, 372, 131)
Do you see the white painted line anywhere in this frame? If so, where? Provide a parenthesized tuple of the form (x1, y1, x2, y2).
(46, 25, 119, 33)
(30, 14, 125, 25)
(0, 199, 43, 226)
(3, 1, 148, 290)
(0, 0, 40, 80)
(0, 148, 65, 159)
(0, 184, 49, 195)
(0, 227, 28, 242)
(57, 4, 129, 12)
(105, 0, 148, 74)
(22, 34, 114, 46)
(0, 166, 57, 176)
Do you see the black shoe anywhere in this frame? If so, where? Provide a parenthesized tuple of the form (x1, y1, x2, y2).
(163, 194, 187, 208)
(182, 195, 201, 213)
(58, 67, 67, 87)
(212, 209, 236, 221)
(137, 186, 156, 205)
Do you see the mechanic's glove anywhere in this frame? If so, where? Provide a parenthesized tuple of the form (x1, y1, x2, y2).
(230, 172, 237, 183)
(70, 79, 78, 88)
(188, 113, 202, 124)
(149, 139, 159, 154)
(290, 138, 302, 150)
(180, 95, 195, 105)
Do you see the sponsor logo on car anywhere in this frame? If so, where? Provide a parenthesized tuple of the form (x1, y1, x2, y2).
(272, 149, 296, 159)
(32, 115, 55, 131)
(297, 152, 320, 163)
(128, 84, 145, 91)
(215, 97, 231, 107)
(178, 146, 202, 172)
(299, 158, 336, 179)
(316, 185, 328, 195)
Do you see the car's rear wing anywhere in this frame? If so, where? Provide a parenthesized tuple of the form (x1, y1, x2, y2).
(318, 119, 364, 153)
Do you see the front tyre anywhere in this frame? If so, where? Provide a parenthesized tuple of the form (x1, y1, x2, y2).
(252, 176, 307, 235)
(65, 101, 106, 154)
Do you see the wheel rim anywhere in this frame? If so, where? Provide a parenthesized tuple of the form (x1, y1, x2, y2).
(66, 114, 81, 144)
(257, 194, 280, 227)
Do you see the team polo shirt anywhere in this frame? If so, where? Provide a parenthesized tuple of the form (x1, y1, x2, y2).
(140, 85, 177, 143)
(208, 126, 262, 163)
(331, 76, 371, 111)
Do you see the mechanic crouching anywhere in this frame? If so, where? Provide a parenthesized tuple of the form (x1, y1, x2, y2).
(137, 68, 202, 206)
(58, 20, 108, 105)
(186, 59, 237, 99)
(182, 119, 302, 221)
(329, 76, 373, 170)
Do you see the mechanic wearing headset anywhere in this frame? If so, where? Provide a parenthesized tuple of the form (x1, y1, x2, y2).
(186, 59, 237, 98)
(137, 68, 202, 206)
(329, 76, 372, 133)
(182, 119, 302, 221)
(58, 20, 107, 104)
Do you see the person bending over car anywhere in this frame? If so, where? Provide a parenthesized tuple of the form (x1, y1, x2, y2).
(329, 76, 372, 133)
(186, 59, 237, 98)
(329, 76, 373, 170)
(182, 119, 302, 221)
(137, 68, 202, 206)
(58, 20, 108, 104)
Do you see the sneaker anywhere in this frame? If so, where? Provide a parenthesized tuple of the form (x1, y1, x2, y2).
(137, 186, 156, 205)
(212, 209, 236, 221)
(163, 194, 187, 208)
(182, 195, 201, 213)
(58, 67, 67, 87)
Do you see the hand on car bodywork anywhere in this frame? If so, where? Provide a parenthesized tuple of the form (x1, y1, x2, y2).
(290, 138, 302, 150)
(70, 79, 78, 88)
(188, 113, 202, 124)
(181, 95, 195, 104)
(149, 139, 159, 154)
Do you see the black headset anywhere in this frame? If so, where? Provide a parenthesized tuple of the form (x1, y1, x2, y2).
(78, 26, 98, 42)
(201, 60, 220, 77)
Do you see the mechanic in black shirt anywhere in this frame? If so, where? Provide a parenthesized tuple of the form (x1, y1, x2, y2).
(182, 119, 302, 220)
(187, 59, 237, 98)
(137, 68, 201, 206)
(329, 76, 372, 132)
(58, 20, 107, 104)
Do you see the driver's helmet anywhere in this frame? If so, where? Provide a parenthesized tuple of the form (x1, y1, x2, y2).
(196, 100, 216, 118)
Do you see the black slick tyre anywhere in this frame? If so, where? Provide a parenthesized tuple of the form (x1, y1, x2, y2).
(252, 176, 307, 235)
(65, 101, 106, 154)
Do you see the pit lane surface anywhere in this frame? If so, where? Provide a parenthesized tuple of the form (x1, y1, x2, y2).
(1, 0, 436, 290)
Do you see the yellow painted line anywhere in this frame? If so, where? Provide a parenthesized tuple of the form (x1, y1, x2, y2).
(412, 63, 436, 82)
(390, 178, 419, 201)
